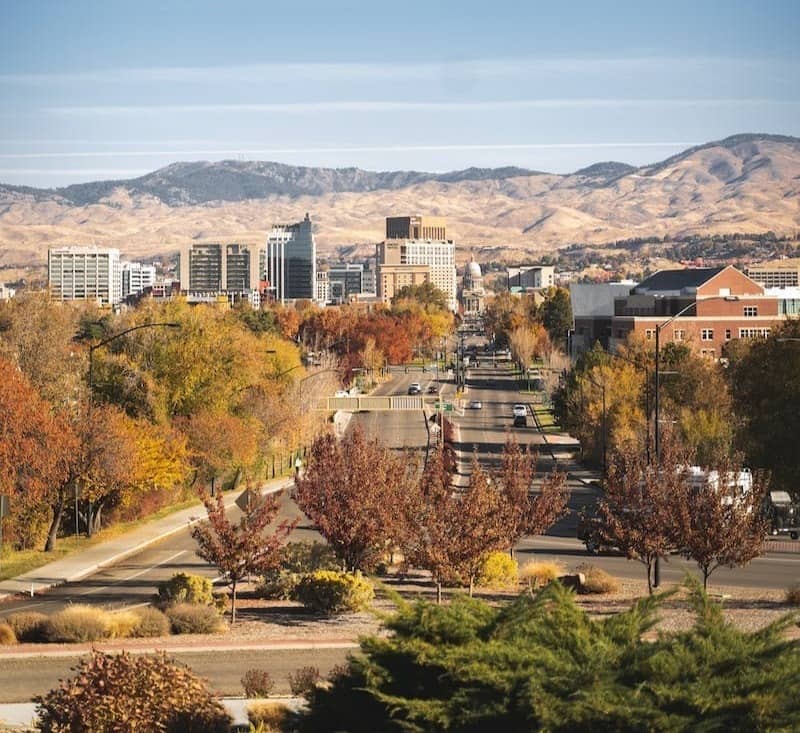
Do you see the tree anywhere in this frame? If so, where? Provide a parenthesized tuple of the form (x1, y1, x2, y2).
(294, 426, 415, 571)
(299, 581, 800, 733)
(729, 320, 800, 496)
(191, 488, 296, 623)
(676, 456, 770, 589)
(35, 650, 231, 733)
(596, 435, 688, 593)
(392, 281, 449, 311)
(399, 445, 463, 604)
(0, 357, 75, 550)
(498, 438, 569, 549)
(538, 286, 573, 344)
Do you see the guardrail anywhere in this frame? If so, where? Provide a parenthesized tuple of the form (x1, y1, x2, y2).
(319, 395, 429, 411)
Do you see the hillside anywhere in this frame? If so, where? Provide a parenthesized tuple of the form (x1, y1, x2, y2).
(0, 134, 798, 266)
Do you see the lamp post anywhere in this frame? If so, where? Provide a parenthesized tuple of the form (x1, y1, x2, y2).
(652, 295, 737, 586)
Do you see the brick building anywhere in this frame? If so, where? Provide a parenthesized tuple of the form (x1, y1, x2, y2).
(608, 266, 788, 359)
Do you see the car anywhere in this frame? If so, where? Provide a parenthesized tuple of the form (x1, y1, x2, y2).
(469, 400, 483, 409)
(513, 403, 527, 417)
(427, 385, 439, 394)
(513, 415, 527, 427)
(334, 389, 349, 398)
(408, 382, 422, 395)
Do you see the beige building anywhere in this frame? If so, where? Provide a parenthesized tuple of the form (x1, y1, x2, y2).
(746, 259, 800, 289)
(376, 263, 431, 305)
(386, 215, 447, 241)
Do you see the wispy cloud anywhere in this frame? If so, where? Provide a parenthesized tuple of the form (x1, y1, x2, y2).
(0, 56, 783, 85)
(47, 98, 798, 116)
(0, 142, 699, 159)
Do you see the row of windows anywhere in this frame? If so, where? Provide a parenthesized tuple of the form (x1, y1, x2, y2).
(643, 327, 771, 342)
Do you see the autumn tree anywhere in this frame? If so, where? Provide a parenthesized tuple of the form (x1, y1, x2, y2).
(596, 435, 689, 593)
(191, 488, 296, 622)
(498, 438, 569, 550)
(392, 281, 449, 311)
(538, 286, 573, 344)
(294, 426, 416, 571)
(676, 456, 770, 589)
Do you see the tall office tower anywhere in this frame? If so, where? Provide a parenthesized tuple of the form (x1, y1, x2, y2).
(386, 215, 447, 241)
(121, 261, 157, 298)
(224, 243, 261, 292)
(328, 262, 364, 302)
(48, 246, 122, 306)
(315, 270, 331, 304)
(376, 238, 457, 311)
(265, 213, 316, 303)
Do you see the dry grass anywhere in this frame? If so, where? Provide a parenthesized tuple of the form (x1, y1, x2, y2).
(46, 605, 111, 643)
(0, 622, 17, 645)
(520, 561, 565, 591)
(106, 610, 141, 639)
(575, 564, 622, 595)
(247, 700, 291, 731)
(2, 612, 49, 643)
(166, 603, 226, 635)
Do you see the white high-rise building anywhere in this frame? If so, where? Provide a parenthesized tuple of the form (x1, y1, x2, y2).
(315, 270, 331, 304)
(377, 238, 457, 311)
(48, 247, 122, 306)
(264, 213, 316, 303)
(121, 261, 157, 298)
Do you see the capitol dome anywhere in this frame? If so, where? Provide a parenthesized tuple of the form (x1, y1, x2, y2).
(467, 259, 482, 279)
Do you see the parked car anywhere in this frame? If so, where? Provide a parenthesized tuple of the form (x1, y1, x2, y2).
(767, 491, 800, 540)
(513, 415, 527, 427)
(513, 403, 527, 417)
(408, 382, 422, 395)
(469, 400, 483, 410)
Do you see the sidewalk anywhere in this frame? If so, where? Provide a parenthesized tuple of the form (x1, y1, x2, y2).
(0, 477, 293, 602)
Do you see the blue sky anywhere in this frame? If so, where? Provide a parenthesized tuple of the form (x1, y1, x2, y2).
(1, 0, 798, 187)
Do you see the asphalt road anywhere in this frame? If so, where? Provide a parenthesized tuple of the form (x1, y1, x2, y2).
(0, 646, 351, 704)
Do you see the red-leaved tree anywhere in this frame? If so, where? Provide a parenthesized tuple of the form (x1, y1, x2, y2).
(191, 488, 296, 622)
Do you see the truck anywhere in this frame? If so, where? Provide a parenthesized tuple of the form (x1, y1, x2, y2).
(766, 491, 800, 540)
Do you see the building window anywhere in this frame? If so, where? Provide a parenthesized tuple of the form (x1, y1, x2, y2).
(700, 348, 715, 359)
(739, 328, 771, 339)
(701, 329, 714, 341)
(673, 329, 685, 342)
(645, 329, 655, 341)
(725, 329, 731, 340)
(743, 306, 758, 317)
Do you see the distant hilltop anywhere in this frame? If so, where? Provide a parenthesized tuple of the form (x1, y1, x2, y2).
(0, 133, 798, 266)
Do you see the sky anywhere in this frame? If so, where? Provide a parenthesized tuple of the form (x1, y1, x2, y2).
(1, 0, 798, 187)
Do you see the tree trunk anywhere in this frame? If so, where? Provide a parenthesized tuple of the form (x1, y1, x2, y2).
(646, 560, 653, 595)
(45, 496, 65, 552)
(436, 581, 442, 605)
(703, 566, 710, 591)
(469, 576, 475, 598)
(230, 580, 237, 625)
(88, 499, 106, 537)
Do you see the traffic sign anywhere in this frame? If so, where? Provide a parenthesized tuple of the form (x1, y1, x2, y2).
(434, 402, 454, 412)
(235, 488, 263, 513)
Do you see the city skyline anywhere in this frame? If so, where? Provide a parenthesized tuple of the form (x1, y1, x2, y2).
(1, 0, 798, 186)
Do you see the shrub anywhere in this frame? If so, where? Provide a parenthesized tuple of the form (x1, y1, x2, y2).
(45, 605, 111, 643)
(3, 612, 49, 643)
(477, 552, 519, 590)
(519, 561, 564, 591)
(0, 622, 17, 645)
(34, 650, 231, 733)
(247, 700, 290, 731)
(576, 564, 621, 595)
(292, 571, 374, 614)
(157, 572, 215, 607)
(166, 603, 225, 635)
(242, 668, 275, 698)
(786, 583, 800, 606)
(106, 610, 140, 639)
(288, 666, 322, 698)
(130, 606, 171, 638)
(258, 542, 339, 600)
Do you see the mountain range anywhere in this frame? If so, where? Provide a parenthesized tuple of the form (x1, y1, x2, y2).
(1, 133, 798, 267)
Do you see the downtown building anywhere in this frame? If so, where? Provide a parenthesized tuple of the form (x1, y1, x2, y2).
(48, 246, 123, 306)
(179, 242, 262, 306)
(376, 216, 457, 311)
(121, 261, 156, 299)
(264, 213, 316, 303)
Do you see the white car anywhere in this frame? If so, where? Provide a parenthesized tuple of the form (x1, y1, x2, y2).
(469, 400, 483, 410)
(408, 382, 422, 395)
(513, 403, 527, 417)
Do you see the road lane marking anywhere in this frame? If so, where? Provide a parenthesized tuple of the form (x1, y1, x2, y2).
(77, 549, 188, 597)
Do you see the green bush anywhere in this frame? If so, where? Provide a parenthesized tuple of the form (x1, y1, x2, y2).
(247, 700, 290, 731)
(130, 607, 171, 638)
(157, 572, 215, 607)
(166, 603, 225, 635)
(241, 668, 275, 698)
(258, 542, 339, 600)
(3, 611, 49, 643)
(477, 551, 519, 590)
(45, 605, 111, 643)
(0, 621, 17, 645)
(288, 666, 322, 698)
(576, 564, 621, 595)
(35, 650, 231, 733)
(292, 571, 374, 615)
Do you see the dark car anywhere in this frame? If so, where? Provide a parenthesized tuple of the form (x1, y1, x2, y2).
(513, 415, 527, 428)
(427, 385, 439, 394)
